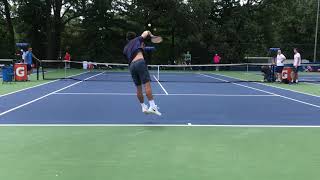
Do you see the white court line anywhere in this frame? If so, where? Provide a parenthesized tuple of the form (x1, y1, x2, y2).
(199, 74, 276, 95)
(0, 72, 88, 98)
(301, 77, 320, 79)
(53, 92, 162, 96)
(304, 82, 320, 86)
(199, 73, 320, 109)
(0, 72, 104, 117)
(153, 75, 169, 95)
(53, 92, 277, 97)
(0, 124, 320, 128)
(214, 73, 320, 98)
(168, 94, 276, 97)
(0, 80, 59, 98)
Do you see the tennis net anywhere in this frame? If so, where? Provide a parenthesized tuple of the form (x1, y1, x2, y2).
(39, 60, 320, 83)
(0, 59, 14, 67)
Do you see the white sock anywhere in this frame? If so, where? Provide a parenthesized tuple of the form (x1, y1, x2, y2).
(149, 100, 156, 108)
(141, 103, 147, 108)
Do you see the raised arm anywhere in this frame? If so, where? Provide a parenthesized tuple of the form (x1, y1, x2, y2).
(141, 31, 154, 39)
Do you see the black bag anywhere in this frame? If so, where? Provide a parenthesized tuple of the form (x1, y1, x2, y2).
(261, 66, 275, 82)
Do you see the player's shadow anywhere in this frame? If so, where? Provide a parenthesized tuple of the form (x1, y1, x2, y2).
(143, 117, 167, 131)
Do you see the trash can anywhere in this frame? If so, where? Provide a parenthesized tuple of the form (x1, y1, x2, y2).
(2, 65, 14, 83)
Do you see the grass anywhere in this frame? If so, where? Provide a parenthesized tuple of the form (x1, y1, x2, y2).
(0, 74, 52, 96)
(0, 127, 319, 180)
(0, 69, 84, 96)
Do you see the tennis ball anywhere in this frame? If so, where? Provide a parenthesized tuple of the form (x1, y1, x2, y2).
(148, 23, 151, 27)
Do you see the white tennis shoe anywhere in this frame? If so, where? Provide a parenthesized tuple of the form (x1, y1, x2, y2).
(142, 104, 150, 114)
(148, 106, 162, 116)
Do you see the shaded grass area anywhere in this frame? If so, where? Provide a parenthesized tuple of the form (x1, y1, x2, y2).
(0, 127, 319, 180)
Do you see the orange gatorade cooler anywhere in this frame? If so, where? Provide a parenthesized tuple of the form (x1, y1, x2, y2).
(281, 67, 292, 83)
(14, 63, 28, 81)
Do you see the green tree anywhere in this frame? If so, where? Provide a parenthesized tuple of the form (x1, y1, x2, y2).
(0, 0, 15, 57)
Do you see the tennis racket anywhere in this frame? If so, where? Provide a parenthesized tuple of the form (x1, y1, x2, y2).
(151, 36, 163, 44)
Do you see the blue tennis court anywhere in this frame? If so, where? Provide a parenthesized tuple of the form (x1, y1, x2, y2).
(299, 74, 320, 84)
(0, 72, 319, 125)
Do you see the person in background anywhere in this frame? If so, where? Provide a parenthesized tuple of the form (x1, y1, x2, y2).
(291, 48, 301, 83)
(64, 50, 71, 69)
(213, 53, 221, 71)
(25, 47, 33, 80)
(275, 49, 286, 82)
(21, 49, 27, 63)
(184, 51, 192, 65)
(213, 54, 221, 64)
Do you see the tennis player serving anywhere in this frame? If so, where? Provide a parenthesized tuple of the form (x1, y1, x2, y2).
(123, 31, 162, 116)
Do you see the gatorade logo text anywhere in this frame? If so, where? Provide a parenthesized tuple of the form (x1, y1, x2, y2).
(282, 70, 288, 79)
(16, 67, 25, 77)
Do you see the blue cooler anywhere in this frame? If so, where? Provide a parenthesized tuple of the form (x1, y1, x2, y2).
(2, 65, 14, 83)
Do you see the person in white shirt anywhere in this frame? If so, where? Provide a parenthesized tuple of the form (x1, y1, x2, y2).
(21, 49, 26, 62)
(291, 48, 301, 83)
(275, 49, 286, 82)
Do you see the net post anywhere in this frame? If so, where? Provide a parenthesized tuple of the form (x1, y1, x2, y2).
(36, 60, 40, 80)
(246, 64, 249, 73)
(64, 60, 67, 78)
(41, 63, 45, 80)
(157, 65, 160, 80)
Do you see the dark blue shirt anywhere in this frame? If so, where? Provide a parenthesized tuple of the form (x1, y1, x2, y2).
(123, 36, 144, 64)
